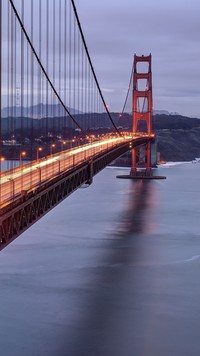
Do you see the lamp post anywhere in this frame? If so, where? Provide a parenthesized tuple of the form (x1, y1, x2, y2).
(37, 147, 42, 160)
(50, 143, 55, 156)
(71, 139, 75, 150)
(61, 141, 66, 151)
(20, 151, 26, 166)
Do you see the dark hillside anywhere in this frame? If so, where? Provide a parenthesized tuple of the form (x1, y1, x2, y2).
(153, 114, 200, 131)
(113, 113, 200, 162)
(157, 128, 200, 161)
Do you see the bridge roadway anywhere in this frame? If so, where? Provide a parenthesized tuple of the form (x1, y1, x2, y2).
(0, 133, 153, 249)
(0, 134, 150, 207)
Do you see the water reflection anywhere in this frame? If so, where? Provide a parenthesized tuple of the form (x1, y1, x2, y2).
(1, 166, 199, 356)
(116, 180, 152, 236)
(1, 160, 19, 172)
(63, 180, 154, 356)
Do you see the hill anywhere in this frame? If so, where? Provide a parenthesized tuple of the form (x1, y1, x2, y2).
(152, 114, 200, 161)
(115, 113, 200, 162)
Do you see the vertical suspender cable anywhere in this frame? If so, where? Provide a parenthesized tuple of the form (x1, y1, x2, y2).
(85, 52, 87, 129)
(81, 42, 83, 124)
(7, 2, 10, 154)
(31, 0, 34, 164)
(26, 39, 29, 156)
(77, 28, 80, 130)
(64, 0, 67, 142)
(20, 0, 24, 184)
(11, 4, 14, 169)
(0, 0, 2, 181)
(69, 2, 72, 137)
(73, 12, 76, 136)
(46, 0, 49, 155)
(38, 0, 42, 156)
(58, 0, 60, 136)
(53, 0, 55, 128)
(70, 0, 121, 136)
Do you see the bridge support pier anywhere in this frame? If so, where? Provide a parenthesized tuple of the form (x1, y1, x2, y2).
(130, 141, 152, 178)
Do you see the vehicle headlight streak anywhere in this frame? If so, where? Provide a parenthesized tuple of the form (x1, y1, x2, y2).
(0, 134, 148, 207)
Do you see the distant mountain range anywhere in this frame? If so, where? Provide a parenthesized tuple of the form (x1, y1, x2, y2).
(2, 105, 199, 120)
(1, 104, 81, 118)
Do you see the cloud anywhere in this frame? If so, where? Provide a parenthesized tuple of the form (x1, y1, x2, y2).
(75, 0, 200, 117)
(3, 0, 200, 118)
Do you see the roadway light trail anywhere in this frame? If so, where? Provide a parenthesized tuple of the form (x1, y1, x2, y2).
(0, 135, 146, 207)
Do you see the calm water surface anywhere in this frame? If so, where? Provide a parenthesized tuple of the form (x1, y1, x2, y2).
(0, 163, 200, 356)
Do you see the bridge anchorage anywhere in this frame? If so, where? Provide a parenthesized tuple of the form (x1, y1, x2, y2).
(117, 54, 166, 180)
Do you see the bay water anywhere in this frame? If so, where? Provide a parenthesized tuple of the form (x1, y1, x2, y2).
(0, 163, 200, 356)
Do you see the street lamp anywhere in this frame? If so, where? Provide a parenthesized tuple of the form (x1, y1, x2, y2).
(71, 139, 75, 149)
(37, 147, 43, 160)
(50, 143, 56, 155)
(20, 151, 26, 166)
(61, 140, 66, 151)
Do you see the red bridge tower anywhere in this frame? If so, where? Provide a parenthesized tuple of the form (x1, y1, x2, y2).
(131, 54, 153, 177)
(117, 54, 166, 180)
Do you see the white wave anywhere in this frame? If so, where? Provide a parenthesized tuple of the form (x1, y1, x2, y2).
(107, 166, 130, 170)
(159, 161, 191, 168)
(174, 255, 200, 264)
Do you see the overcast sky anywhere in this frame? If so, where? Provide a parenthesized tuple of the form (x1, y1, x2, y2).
(75, 0, 200, 117)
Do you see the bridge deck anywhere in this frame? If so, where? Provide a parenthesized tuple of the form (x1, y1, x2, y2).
(0, 136, 128, 207)
(0, 135, 152, 208)
(0, 134, 153, 249)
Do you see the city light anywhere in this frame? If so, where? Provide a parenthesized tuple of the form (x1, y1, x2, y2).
(37, 147, 43, 160)
(50, 143, 56, 155)
(19, 151, 26, 166)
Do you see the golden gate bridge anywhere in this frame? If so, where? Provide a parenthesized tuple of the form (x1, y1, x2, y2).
(0, 0, 161, 250)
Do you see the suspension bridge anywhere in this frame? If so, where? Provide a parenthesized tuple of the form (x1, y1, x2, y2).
(0, 0, 158, 250)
